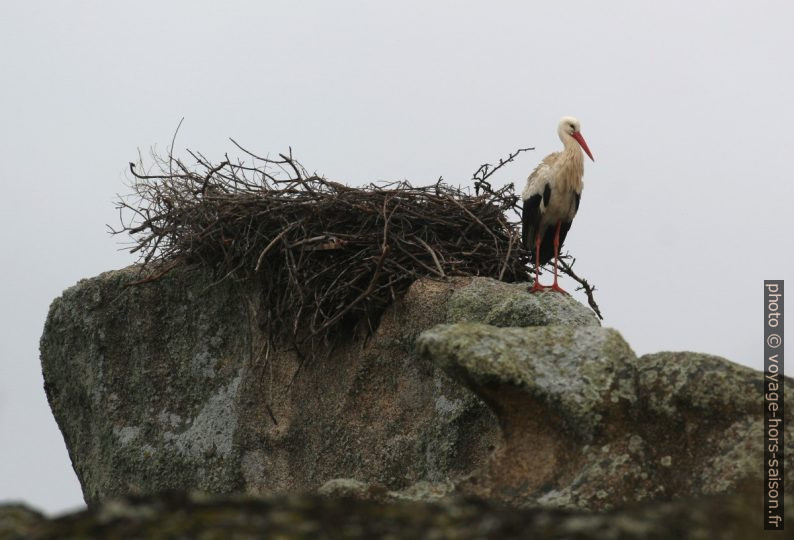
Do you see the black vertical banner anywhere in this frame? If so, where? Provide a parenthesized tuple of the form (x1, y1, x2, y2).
(764, 280, 784, 530)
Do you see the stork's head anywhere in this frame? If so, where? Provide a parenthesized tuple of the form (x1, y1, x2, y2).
(558, 116, 594, 161)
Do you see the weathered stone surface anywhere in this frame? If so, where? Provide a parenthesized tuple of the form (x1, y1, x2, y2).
(636, 351, 791, 497)
(318, 478, 455, 502)
(0, 489, 785, 540)
(317, 478, 385, 500)
(41, 263, 788, 522)
(0, 504, 45, 540)
(417, 323, 794, 510)
(417, 324, 635, 438)
(445, 277, 600, 327)
(41, 267, 250, 503)
(41, 269, 595, 505)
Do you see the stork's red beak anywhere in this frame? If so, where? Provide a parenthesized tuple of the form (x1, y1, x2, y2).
(571, 132, 594, 162)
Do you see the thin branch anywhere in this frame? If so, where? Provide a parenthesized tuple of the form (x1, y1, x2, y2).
(473, 146, 534, 196)
(168, 117, 185, 179)
(558, 254, 603, 320)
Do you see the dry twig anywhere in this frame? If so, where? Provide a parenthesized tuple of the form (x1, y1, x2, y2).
(113, 145, 535, 355)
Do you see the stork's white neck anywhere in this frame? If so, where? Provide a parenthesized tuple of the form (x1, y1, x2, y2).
(561, 134, 584, 165)
(556, 134, 585, 191)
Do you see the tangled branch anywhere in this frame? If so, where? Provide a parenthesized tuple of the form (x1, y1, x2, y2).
(113, 145, 532, 354)
(473, 146, 534, 197)
(114, 140, 604, 358)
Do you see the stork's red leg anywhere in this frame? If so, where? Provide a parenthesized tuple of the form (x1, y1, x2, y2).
(530, 231, 548, 293)
(550, 221, 569, 295)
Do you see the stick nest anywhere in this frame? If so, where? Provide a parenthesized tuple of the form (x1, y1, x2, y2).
(114, 146, 535, 353)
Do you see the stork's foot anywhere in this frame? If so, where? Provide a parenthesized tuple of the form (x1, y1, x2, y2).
(549, 283, 569, 295)
(529, 282, 569, 294)
(529, 282, 550, 293)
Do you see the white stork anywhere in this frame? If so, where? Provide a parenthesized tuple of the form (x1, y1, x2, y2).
(522, 116, 594, 294)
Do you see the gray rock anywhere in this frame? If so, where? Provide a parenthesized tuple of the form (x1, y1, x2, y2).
(637, 351, 773, 417)
(46, 270, 570, 504)
(416, 323, 636, 438)
(636, 351, 794, 496)
(40, 267, 251, 503)
(318, 478, 454, 502)
(417, 323, 794, 510)
(318, 478, 380, 498)
(0, 503, 44, 540)
(446, 278, 600, 327)
(40, 264, 790, 516)
(0, 488, 784, 540)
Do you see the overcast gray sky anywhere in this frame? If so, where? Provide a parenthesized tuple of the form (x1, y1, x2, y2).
(1, 1, 791, 515)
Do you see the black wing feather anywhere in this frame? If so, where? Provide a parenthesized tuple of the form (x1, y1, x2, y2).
(522, 194, 542, 251)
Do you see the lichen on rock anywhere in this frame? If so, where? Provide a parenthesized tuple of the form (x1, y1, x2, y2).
(416, 323, 636, 438)
(415, 321, 793, 509)
(0, 488, 785, 539)
(39, 265, 792, 520)
(445, 277, 600, 327)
